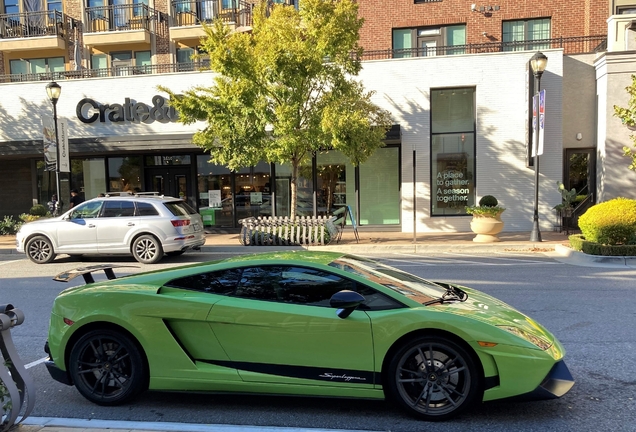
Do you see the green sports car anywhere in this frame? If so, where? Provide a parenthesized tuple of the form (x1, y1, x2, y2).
(44, 251, 574, 421)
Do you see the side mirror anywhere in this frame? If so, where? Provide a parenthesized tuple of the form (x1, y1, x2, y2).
(330, 290, 365, 319)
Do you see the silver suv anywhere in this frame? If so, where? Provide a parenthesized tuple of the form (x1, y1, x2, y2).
(16, 194, 206, 264)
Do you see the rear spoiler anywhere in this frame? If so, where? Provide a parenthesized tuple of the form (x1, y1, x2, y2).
(53, 264, 138, 284)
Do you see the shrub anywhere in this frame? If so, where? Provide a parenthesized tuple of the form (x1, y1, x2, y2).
(19, 213, 43, 223)
(29, 204, 48, 217)
(466, 195, 505, 218)
(0, 216, 22, 235)
(577, 198, 636, 245)
(479, 195, 498, 207)
(569, 234, 636, 256)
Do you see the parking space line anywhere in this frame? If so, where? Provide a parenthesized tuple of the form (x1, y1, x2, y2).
(26, 356, 48, 369)
(392, 253, 497, 265)
(442, 252, 558, 264)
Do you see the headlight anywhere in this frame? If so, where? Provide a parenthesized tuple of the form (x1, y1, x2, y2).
(497, 325, 553, 350)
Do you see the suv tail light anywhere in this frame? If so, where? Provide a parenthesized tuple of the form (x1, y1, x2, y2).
(171, 219, 191, 227)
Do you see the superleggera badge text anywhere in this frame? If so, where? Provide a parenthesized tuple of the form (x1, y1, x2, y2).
(319, 373, 366, 382)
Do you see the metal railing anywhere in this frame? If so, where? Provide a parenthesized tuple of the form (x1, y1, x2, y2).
(85, 3, 157, 33)
(0, 9, 67, 39)
(361, 35, 608, 60)
(170, 0, 253, 27)
(0, 59, 211, 83)
(0, 35, 608, 84)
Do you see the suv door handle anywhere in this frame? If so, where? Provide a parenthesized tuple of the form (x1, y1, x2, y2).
(127, 222, 135, 226)
(88, 224, 95, 228)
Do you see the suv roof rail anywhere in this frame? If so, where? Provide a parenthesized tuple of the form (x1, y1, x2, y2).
(133, 192, 163, 197)
(104, 192, 133, 197)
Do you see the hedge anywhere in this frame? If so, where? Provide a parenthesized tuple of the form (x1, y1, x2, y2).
(577, 197, 636, 246)
(569, 234, 636, 256)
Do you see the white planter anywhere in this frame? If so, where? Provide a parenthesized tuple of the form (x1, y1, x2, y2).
(470, 213, 504, 243)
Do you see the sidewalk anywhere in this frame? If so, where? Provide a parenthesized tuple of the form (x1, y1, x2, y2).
(0, 229, 571, 255)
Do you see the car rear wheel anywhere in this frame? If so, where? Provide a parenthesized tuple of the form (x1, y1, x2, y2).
(387, 336, 480, 421)
(131, 235, 163, 264)
(69, 329, 147, 406)
(25, 235, 56, 264)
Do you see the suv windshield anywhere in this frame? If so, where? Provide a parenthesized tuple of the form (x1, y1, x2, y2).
(164, 201, 197, 216)
(329, 255, 447, 303)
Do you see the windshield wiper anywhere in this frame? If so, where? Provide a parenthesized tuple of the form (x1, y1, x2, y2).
(423, 284, 468, 306)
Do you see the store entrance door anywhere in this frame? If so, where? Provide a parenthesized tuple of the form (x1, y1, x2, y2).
(145, 167, 192, 205)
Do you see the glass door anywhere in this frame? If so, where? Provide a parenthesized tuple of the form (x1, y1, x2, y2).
(145, 167, 192, 206)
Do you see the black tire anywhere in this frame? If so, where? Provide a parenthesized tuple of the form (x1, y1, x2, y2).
(131, 235, 163, 264)
(25, 235, 56, 264)
(68, 329, 148, 406)
(386, 336, 480, 421)
(166, 250, 185, 257)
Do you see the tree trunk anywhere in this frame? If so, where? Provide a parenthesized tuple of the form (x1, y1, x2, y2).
(290, 159, 298, 220)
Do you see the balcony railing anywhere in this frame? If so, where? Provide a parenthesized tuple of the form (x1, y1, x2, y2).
(85, 4, 158, 33)
(361, 35, 608, 60)
(0, 60, 211, 83)
(171, 0, 253, 28)
(0, 10, 67, 39)
(0, 35, 608, 84)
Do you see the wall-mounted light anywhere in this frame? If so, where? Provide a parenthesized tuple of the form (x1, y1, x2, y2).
(472, 4, 500, 15)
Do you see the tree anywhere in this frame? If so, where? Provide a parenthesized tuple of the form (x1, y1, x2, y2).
(160, 0, 392, 218)
(613, 74, 636, 171)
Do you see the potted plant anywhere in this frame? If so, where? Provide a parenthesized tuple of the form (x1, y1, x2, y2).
(553, 181, 577, 218)
(465, 195, 506, 243)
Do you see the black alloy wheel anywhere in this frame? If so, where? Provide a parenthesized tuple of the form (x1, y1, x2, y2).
(387, 336, 480, 421)
(25, 235, 56, 264)
(69, 329, 147, 406)
(131, 234, 164, 264)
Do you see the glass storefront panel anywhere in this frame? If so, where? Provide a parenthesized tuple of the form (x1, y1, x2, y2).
(70, 158, 107, 202)
(359, 147, 400, 225)
(197, 156, 233, 228)
(316, 150, 353, 216)
(108, 156, 141, 194)
(275, 161, 313, 217)
(431, 87, 476, 216)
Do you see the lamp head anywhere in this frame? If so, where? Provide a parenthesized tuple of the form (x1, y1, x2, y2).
(46, 81, 62, 104)
(530, 52, 548, 78)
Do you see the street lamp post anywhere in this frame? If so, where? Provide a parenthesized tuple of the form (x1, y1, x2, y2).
(46, 81, 62, 214)
(529, 52, 547, 242)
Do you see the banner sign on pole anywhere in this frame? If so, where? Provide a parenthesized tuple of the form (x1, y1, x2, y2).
(58, 118, 70, 173)
(41, 115, 57, 171)
(531, 89, 546, 157)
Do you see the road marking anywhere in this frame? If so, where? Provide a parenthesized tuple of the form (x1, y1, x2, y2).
(392, 253, 499, 265)
(26, 356, 48, 369)
(0, 259, 21, 266)
(442, 252, 558, 264)
(24, 417, 384, 432)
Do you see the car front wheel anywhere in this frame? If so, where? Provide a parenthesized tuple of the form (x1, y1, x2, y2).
(131, 235, 163, 264)
(68, 329, 148, 406)
(25, 235, 56, 264)
(386, 336, 480, 421)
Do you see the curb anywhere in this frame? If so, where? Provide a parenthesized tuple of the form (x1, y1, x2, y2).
(553, 244, 636, 266)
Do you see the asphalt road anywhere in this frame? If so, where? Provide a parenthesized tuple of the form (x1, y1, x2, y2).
(1, 250, 635, 432)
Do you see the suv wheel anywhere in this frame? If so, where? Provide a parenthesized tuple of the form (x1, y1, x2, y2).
(26, 235, 56, 264)
(131, 235, 164, 264)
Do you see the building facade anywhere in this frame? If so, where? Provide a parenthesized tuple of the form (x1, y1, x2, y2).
(0, 0, 635, 234)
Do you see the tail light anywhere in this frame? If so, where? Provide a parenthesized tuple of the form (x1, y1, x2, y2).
(171, 219, 191, 227)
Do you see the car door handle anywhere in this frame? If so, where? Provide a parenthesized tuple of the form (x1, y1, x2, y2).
(127, 222, 135, 226)
(88, 224, 95, 228)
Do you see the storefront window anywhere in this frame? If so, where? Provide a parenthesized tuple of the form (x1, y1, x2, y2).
(108, 157, 141, 194)
(316, 151, 352, 216)
(71, 158, 107, 201)
(235, 162, 271, 221)
(275, 161, 312, 217)
(145, 155, 191, 166)
(431, 87, 476, 216)
(197, 156, 233, 228)
(360, 147, 400, 225)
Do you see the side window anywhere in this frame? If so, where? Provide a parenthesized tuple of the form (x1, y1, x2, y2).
(277, 267, 354, 306)
(355, 284, 406, 311)
(101, 200, 135, 217)
(166, 269, 242, 295)
(235, 267, 283, 301)
(136, 202, 159, 216)
(70, 201, 102, 219)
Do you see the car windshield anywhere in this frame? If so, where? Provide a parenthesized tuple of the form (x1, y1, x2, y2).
(328, 255, 448, 304)
(164, 201, 197, 216)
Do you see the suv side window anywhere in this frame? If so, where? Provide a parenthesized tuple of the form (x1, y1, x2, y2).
(70, 201, 103, 219)
(101, 200, 135, 217)
(136, 201, 159, 216)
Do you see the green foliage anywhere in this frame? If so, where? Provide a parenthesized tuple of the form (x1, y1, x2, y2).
(19, 213, 45, 223)
(478, 195, 498, 207)
(0, 216, 22, 235)
(29, 204, 48, 216)
(160, 0, 392, 218)
(612, 74, 636, 171)
(577, 198, 636, 245)
(553, 181, 577, 211)
(569, 234, 636, 256)
(466, 195, 505, 217)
